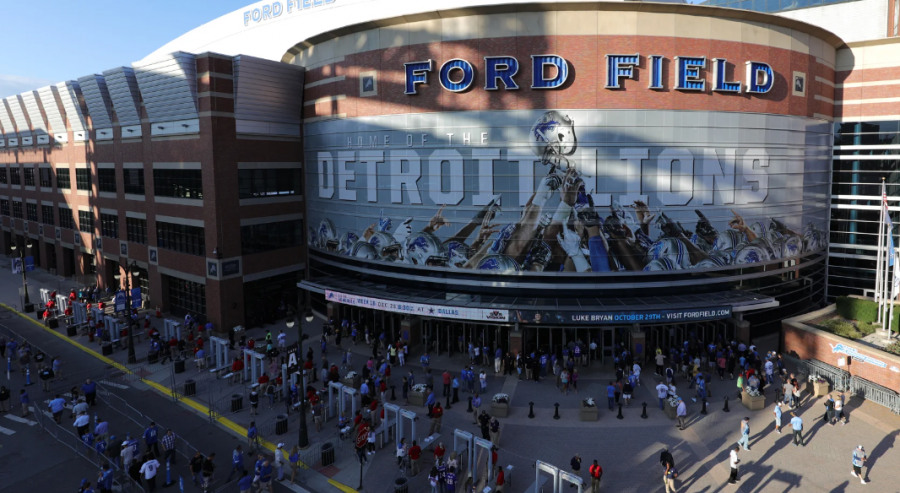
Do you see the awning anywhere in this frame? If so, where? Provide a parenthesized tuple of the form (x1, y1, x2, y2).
(299, 275, 778, 325)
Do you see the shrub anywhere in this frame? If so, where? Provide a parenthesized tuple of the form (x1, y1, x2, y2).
(856, 321, 876, 336)
(834, 296, 900, 332)
(820, 319, 861, 340)
(885, 341, 900, 356)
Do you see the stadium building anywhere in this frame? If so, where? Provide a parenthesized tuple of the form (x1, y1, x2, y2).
(0, 0, 897, 358)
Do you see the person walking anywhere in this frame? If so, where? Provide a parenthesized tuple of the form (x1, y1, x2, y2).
(773, 402, 783, 434)
(139, 453, 160, 492)
(409, 440, 422, 476)
(82, 379, 97, 406)
(789, 412, 804, 447)
(664, 463, 678, 493)
(569, 454, 582, 488)
(588, 460, 602, 493)
(247, 422, 259, 454)
(225, 445, 245, 482)
(851, 445, 868, 484)
(835, 392, 847, 425)
(161, 430, 177, 465)
(737, 417, 751, 451)
(39, 365, 54, 392)
(430, 402, 443, 435)
(201, 452, 216, 492)
(727, 446, 740, 484)
(824, 394, 836, 426)
(606, 382, 616, 411)
(472, 394, 482, 424)
(656, 381, 669, 411)
(489, 416, 500, 447)
(676, 397, 687, 430)
(189, 451, 204, 486)
(144, 422, 160, 457)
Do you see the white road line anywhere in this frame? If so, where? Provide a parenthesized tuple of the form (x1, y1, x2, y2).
(99, 380, 129, 389)
(29, 406, 54, 419)
(4, 414, 37, 426)
(0, 425, 14, 435)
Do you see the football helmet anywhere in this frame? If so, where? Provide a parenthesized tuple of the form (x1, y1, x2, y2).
(773, 234, 803, 259)
(406, 231, 445, 266)
(476, 255, 521, 272)
(530, 111, 577, 165)
(488, 223, 518, 255)
(446, 241, 473, 269)
(307, 227, 319, 248)
(339, 232, 359, 254)
(643, 258, 679, 271)
(803, 223, 824, 253)
(317, 219, 338, 249)
(749, 237, 777, 260)
(350, 241, 378, 260)
(691, 255, 729, 270)
(645, 237, 692, 269)
(522, 241, 552, 272)
(368, 232, 399, 260)
(733, 244, 768, 265)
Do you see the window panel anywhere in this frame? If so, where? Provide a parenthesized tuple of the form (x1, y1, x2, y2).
(57, 168, 71, 190)
(41, 205, 54, 225)
(24, 168, 35, 187)
(101, 213, 119, 238)
(75, 168, 91, 191)
(124, 169, 145, 195)
(98, 169, 116, 193)
(127, 217, 148, 244)
(0, 167, 7, 184)
(12, 201, 22, 219)
(166, 276, 206, 316)
(59, 208, 75, 230)
(39, 167, 52, 188)
(156, 221, 205, 256)
(26, 203, 37, 222)
(240, 219, 304, 255)
(10, 167, 20, 186)
(0, 200, 9, 216)
(237, 168, 303, 199)
(153, 169, 203, 200)
(78, 210, 93, 233)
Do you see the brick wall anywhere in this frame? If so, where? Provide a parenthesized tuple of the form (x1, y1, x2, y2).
(782, 308, 900, 391)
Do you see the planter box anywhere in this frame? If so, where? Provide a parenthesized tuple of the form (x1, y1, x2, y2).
(664, 403, 678, 420)
(580, 404, 598, 422)
(809, 381, 830, 397)
(409, 391, 426, 407)
(741, 390, 766, 411)
(491, 402, 509, 418)
(342, 376, 361, 390)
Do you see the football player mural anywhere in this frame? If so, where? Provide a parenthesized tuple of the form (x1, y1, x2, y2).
(307, 110, 827, 274)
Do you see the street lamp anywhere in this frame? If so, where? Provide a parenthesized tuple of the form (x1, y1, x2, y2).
(115, 260, 142, 364)
(10, 239, 34, 311)
(286, 303, 314, 449)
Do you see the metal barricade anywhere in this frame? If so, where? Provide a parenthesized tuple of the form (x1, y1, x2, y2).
(806, 359, 852, 392)
(850, 376, 900, 414)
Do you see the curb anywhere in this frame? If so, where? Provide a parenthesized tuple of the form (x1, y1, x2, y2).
(1, 302, 356, 492)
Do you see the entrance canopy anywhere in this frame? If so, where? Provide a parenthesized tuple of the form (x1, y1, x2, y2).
(299, 275, 778, 326)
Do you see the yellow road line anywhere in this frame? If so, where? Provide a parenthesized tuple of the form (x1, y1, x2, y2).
(3, 303, 355, 491)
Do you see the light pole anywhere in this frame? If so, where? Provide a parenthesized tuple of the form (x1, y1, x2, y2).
(11, 239, 34, 311)
(115, 261, 141, 364)
(286, 302, 314, 449)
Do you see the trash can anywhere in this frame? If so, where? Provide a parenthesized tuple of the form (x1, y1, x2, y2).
(36, 309, 44, 320)
(148, 351, 159, 364)
(184, 379, 196, 397)
(321, 442, 335, 467)
(48, 318, 59, 329)
(275, 414, 289, 435)
(231, 394, 243, 413)
(24, 303, 35, 313)
(174, 359, 185, 374)
(394, 477, 409, 493)
(102, 344, 113, 356)
(66, 325, 78, 337)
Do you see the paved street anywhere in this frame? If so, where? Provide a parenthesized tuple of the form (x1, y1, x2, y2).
(1, 260, 899, 493)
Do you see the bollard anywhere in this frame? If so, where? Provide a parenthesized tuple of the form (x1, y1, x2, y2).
(25, 368, 33, 386)
(163, 457, 175, 487)
(6, 357, 10, 380)
(390, 385, 397, 401)
(775, 389, 781, 404)
(641, 402, 648, 419)
(467, 396, 473, 413)
(445, 392, 452, 410)
(616, 403, 624, 420)
(723, 396, 730, 413)
(701, 399, 708, 415)
(553, 403, 560, 420)
(528, 402, 535, 419)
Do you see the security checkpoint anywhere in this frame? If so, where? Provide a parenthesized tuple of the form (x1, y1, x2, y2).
(242, 349, 266, 383)
(558, 470, 584, 493)
(341, 385, 359, 419)
(534, 461, 560, 493)
(55, 294, 69, 313)
(327, 381, 344, 418)
(72, 302, 88, 325)
(454, 429, 474, 479)
(162, 319, 182, 342)
(380, 402, 401, 448)
(474, 437, 494, 483)
(207, 336, 230, 371)
(399, 409, 417, 445)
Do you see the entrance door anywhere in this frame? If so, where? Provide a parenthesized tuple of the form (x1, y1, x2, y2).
(601, 327, 615, 365)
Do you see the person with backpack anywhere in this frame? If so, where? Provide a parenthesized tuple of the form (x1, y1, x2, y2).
(588, 460, 602, 493)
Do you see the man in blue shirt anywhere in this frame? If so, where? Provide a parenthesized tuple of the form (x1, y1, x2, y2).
(540, 353, 549, 378)
(451, 376, 460, 403)
(258, 458, 274, 492)
(97, 464, 114, 493)
(95, 436, 107, 457)
(420, 353, 430, 371)
(789, 412, 804, 447)
(226, 445, 245, 482)
(247, 422, 259, 454)
(82, 378, 97, 406)
(425, 389, 436, 416)
(95, 417, 109, 443)
(48, 393, 66, 424)
(144, 421, 160, 457)
(606, 382, 616, 410)
(237, 470, 253, 493)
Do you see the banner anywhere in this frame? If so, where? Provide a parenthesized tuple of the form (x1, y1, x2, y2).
(306, 109, 829, 277)
(286, 343, 300, 373)
(514, 306, 732, 325)
(131, 288, 142, 309)
(326, 290, 509, 322)
(24, 256, 34, 272)
(115, 291, 127, 313)
(11, 258, 22, 274)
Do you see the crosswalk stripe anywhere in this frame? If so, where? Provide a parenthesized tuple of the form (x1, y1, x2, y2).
(4, 415, 37, 426)
(99, 380, 129, 389)
(29, 406, 54, 419)
(0, 425, 14, 435)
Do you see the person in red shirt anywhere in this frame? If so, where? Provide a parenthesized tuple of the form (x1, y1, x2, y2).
(64, 306, 73, 317)
(354, 411, 363, 426)
(491, 447, 498, 467)
(258, 373, 270, 386)
(232, 357, 244, 384)
(275, 374, 283, 386)
(86, 302, 92, 312)
(588, 460, 602, 492)
(247, 338, 255, 349)
(98, 302, 105, 310)
(69, 290, 77, 302)
(496, 466, 506, 492)
(196, 336, 204, 349)
(408, 441, 422, 475)
(433, 443, 445, 464)
(369, 399, 378, 412)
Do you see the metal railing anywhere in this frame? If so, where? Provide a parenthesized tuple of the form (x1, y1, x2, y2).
(782, 355, 852, 392)
(850, 375, 900, 415)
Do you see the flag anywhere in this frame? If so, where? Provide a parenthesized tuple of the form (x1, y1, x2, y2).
(886, 193, 895, 267)
(893, 256, 900, 300)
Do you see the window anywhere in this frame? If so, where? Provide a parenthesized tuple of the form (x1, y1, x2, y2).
(41, 205, 54, 225)
(12, 201, 22, 219)
(98, 169, 116, 193)
(78, 210, 93, 233)
(240, 219, 303, 255)
(156, 221, 205, 256)
(26, 203, 37, 222)
(0, 167, 7, 184)
(0, 200, 9, 216)
(57, 168, 71, 190)
(124, 168, 145, 195)
(238, 168, 303, 199)
(24, 168, 35, 187)
(126, 217, 147, 244)
(101, 213, 119, 238)
(153, 169, 203, 200)
(10, 167, 20, 186)
(76, 168, 91, 192)
(166, 276, 206, 316)
(39, 168, 52, 188)
(59, 208, 75, 229)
